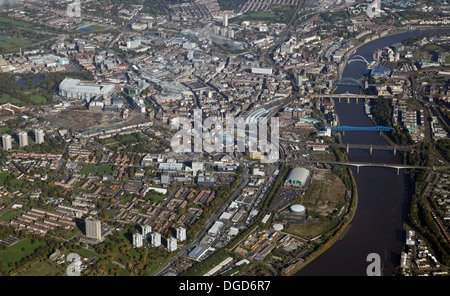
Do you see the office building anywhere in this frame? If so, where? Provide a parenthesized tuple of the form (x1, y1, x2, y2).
(85, 217, 102, 240)
(35, 129, 44, 144)
(176, 227, 186, 242)
(223, 14, 228, 27)
(151, 232, 161, 247)
(2, 134, 12, 151)
(18, 132, 28, 147)
(167, 237, 177, 252)
(133, 233, 143, 248)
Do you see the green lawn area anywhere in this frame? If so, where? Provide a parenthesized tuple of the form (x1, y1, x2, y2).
(0, 36, 31, 49)
(0, 94, 24, 106)
(29, 95, 47, 104)
(84, 25, 105, 31)
(66, 248, 96, 259)
(0, 239, 46, 273)
(19, 261, 62, 276)
(81, 164, 114, 175)
(121, 134, 137, 142)
(0, 208, 26, 222)
(145, 191, 166, 203)
(0, 17, 33, 28)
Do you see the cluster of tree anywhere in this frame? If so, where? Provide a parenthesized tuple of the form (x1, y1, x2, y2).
(435, 139, 450, 162)
(0, 72, 93, 106)
(370, 97, 413, 145)
(23, 135, 66, 154)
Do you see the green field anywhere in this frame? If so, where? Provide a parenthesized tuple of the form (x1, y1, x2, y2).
(0, 209, 26, 222)
(0, 36, 31, 49)
(19, 261, 62, 276)
(84, 25, 105, 31)
(0, 94, 24, 106)
(81, 164, 114, 175)
(29, 95, 47, 104)
(0, 17, 33, 28)
(0, 239, 46, 273)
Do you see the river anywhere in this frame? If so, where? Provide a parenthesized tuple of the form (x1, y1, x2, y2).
(296, 27, 450, 276)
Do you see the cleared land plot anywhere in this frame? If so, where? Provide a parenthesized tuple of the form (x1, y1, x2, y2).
(284, 170, 347, 238)
(45, 110, 149, 132)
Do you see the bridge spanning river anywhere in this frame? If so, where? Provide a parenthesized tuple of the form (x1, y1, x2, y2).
(283, 159, 450, 175)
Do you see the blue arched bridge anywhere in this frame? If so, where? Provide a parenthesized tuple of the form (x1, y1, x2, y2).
(330, 126, 395, 132)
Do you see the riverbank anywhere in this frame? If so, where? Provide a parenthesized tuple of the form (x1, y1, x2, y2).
(287, 166, 358, 275)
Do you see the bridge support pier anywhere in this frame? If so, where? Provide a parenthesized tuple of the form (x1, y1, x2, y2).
(397, 168, 400, 176)
(355, 98, 358, 104)
(369, 145, 373, 156)
(347, 97, 350, 104)
(357, 166, 360, 174)
(393, 146, 396, 156)
(346, 143, 349, 154)
(339, 97, 341, 103)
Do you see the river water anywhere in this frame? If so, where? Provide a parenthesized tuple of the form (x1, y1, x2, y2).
(296, 28, 450, 276)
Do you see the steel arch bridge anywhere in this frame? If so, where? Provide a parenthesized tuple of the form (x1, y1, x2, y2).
(335, 77, 364, 88)
(330, 126, 395, 132)
(348, 55, 370, 66)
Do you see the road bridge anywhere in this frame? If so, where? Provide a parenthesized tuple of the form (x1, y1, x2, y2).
(310, 92, 381, 104)
(283, 159, 449, 175)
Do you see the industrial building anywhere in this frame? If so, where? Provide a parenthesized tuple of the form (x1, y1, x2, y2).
(285, 167, 310, 187)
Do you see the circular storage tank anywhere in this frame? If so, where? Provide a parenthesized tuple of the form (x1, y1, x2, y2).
(272, 224, 284, 231)
(290, 204, 306, 216)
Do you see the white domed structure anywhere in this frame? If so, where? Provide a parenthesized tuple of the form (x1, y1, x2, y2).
(272, 223, 284, 231)
(290, 204, 306, 216)
(285, 167, 310, 187)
